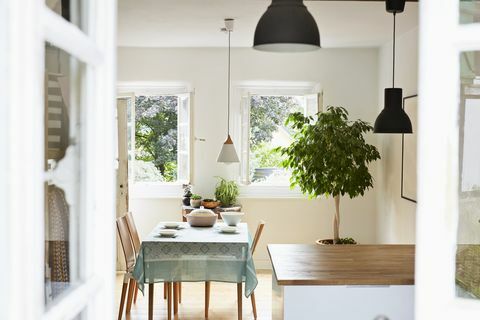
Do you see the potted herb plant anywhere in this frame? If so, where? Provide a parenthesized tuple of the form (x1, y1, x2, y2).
(190, 194, 202, 208)
(278, 106, 380, 244)
(214, 177, 239, 207)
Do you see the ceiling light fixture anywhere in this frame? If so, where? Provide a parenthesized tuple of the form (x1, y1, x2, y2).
(374, 0, 412, 134)
(217, 18, 240, 163)
(253, 0, 321, 52)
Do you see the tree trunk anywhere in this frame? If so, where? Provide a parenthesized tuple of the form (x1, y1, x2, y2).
(333, 195, 340, 244)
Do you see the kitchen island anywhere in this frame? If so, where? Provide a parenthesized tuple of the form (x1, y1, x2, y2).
(268, 244, 415, 320)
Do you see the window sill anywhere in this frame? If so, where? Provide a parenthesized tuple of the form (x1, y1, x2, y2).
(238, 185, 306, 199)
(130, 182, 184, 199)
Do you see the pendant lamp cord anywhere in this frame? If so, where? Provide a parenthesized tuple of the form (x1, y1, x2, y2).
(392, 12, 396, 88)
(227, 29, 231, 135)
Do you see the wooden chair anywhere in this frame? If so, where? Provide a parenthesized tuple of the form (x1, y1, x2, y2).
(204, 220, 265, 320)
(124, 212, 182, 310)
(124, 212, 144, 304)
(116, 216, 138, 320)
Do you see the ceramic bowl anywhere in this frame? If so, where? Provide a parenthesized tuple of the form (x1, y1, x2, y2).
(220, 212, 244, 226)
(158, 229, 177, 237)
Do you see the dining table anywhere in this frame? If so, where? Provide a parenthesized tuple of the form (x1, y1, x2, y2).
(132, 221, 258, 320)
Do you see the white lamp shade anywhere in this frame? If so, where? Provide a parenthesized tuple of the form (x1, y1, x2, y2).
(217, 135, 239, 163)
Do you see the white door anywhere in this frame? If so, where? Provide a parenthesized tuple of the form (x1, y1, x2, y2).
(0, 0, 117, 319)
(417, 0, 480, 319)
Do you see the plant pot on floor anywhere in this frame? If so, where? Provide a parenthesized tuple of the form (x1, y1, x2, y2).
(316, 238, 357, 245)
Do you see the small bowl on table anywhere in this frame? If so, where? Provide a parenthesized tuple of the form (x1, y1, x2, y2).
(220, 212, 244, 226)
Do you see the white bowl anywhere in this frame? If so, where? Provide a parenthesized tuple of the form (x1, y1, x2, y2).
(158, 229, 177, 237)
(164, 222, 181, 229)
(220, 212, 244, 226)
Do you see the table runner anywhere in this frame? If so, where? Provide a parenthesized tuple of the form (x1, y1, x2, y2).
(133, 222, 258, 298)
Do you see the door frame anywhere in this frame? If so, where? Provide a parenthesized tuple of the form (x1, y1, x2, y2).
(417, 0, 480, 318)
(0, 1, 117, 319)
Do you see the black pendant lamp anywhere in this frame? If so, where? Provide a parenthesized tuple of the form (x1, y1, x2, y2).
(374, 0, 412, 134)
(253, 0, 320, 52)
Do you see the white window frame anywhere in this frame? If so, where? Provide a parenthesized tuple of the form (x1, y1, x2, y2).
(0, 1, 116, 320)
(232, 81, 322, 198)
(417, 0, 480, 319)
(117, 82, 193, 199)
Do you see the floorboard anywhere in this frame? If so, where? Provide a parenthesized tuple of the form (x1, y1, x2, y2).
(115, 271, 272, 320)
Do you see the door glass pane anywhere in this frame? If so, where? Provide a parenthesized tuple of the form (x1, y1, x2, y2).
(460, 1, 480, 24)
(45, 0, 85, 31)
(44, 43, 85, 306)
(456, 51, 480, 300)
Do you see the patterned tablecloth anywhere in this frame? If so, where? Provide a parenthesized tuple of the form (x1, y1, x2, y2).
(133, 222, 258, 298)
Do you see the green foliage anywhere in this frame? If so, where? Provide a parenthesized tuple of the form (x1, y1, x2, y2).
(214, 177, 239, 207)
(278, 106, 380, 199)
(190, 194, 202, 200)
(250, 142, 285, 169)
(337, 237, 357, 245)
(250, 96, 300, 148)
(135, 95, 178, 182)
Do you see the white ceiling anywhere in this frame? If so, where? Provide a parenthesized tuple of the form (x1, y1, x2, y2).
(118, 0, 418, 48)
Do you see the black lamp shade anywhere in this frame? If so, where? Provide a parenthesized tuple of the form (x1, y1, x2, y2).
(374, 88, 412, 134)
(253, 0, 320, 52)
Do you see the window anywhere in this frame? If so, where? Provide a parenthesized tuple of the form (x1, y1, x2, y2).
(240, 89, 321, 188)
(118, 86, 192, 195)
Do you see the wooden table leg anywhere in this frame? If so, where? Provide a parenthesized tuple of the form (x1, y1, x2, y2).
(167, 282, 172, 320)
(237, 283, 242, 320)
(179, 282, 182, 304)
(148, 283, 154, 320)
(173, 282, 179, 315)
(205, 281, 211, 318)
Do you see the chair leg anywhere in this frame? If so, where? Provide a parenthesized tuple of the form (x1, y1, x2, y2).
(126, 278, 135, 314)
(250, 291, 257, 319)
(179, 282, 182, 304)
(133, 281, 139, 304)
(205, 281, 211, 318)
(148, 284, 154, 320)
(118, 281, 128, 320)
(237, 283, 242, 320)
(164, 282, 167, 299)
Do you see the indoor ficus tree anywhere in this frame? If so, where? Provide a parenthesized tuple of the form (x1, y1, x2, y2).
(278, 106, 381, 244)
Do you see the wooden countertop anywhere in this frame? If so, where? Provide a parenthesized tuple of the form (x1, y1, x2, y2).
(268, 244, 415, 286)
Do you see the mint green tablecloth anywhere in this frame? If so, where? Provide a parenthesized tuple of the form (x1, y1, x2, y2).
(133, 222, 258, 298)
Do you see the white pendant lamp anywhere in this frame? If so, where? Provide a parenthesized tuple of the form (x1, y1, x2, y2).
(217, 18, 240, 163)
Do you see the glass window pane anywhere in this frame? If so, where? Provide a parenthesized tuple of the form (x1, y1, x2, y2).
(249, 95, 305, 185)
(44, 43, 84, 306)
(456, 51, 480, 300)
(133, 95, 178, 182)
(460, 1, 480, 24)
(45, 0, 85, 31)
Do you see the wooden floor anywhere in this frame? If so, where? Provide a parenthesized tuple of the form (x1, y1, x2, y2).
(115, 271, 272, 320)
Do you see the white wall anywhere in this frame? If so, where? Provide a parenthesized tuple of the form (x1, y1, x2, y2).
(376, 28, 419, 243)
(118, 47, 380, 267)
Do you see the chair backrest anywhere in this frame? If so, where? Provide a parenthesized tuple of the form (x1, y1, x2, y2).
(251, 220, 265, 255)
(125, 212, 141, 254)
(116, 216, 136, 271)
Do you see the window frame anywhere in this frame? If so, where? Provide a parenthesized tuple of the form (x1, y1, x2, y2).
(117, 82, 193, 199)
(233, 82, 322, 198)
(1, 0, 117, 319)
